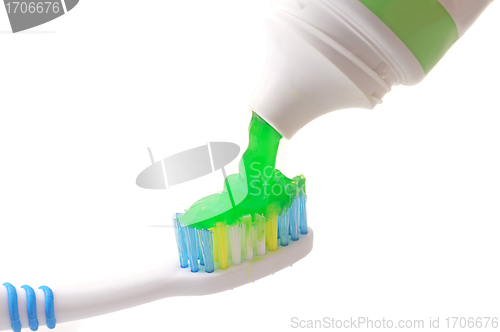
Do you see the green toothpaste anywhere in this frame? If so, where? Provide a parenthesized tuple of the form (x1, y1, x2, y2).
(180, 112, 305, 229)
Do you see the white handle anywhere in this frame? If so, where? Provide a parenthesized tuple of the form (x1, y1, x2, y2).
(0, 261, 187, 331)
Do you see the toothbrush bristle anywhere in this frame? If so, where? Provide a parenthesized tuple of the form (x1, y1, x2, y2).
(172, 192, 308, 273)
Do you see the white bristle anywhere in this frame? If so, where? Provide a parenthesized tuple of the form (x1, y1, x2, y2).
(229, 223, 242, 265)
(240, 215, 254, 261)
(240, 225, 247, 261)
(255, 214, 266, 256)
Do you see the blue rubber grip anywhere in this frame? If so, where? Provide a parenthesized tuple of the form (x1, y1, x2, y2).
(39, 286, 56, 329)
(21, 285, 39, 331)
(2, 283, 22, 332)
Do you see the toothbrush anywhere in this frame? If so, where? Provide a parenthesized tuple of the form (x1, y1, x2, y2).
(0, 112, 313, 332)
(0, 212, 312, 332)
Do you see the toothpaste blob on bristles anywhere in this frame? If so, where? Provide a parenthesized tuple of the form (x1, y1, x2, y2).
(173, 113, 308, 273)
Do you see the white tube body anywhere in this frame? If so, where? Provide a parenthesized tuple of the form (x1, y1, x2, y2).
(250, 0, 493, 139)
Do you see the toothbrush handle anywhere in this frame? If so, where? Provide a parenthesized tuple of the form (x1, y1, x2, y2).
(0, 261, 187, 331)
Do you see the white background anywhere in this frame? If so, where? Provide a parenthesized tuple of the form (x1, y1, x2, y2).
(0, 0, 499, 331)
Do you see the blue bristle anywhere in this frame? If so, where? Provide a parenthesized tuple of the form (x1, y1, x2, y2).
(278, 211, 289, 246)
(299, 193, 308, 234)
(198, 229, 215, 273)
(277, 217, 280, 240)
(186, 226, 199, 273)
(197, 230, 205, 266)
(289, 197, 300, 241)
(173, 214, 189, 268)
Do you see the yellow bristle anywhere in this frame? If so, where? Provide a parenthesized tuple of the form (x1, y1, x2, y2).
(265, 220, 270, 247)
(266, 202, 279, 252)
(267, 214, 279, 251)
(215, 222, 228, 270)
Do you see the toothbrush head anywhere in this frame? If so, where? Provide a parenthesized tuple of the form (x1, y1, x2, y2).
(168, 226, 313, 296)
(172, 192, 311, 280)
